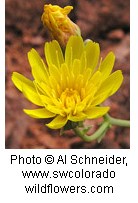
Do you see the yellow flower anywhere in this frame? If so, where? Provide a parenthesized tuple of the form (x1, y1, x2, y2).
(12, 36, 123, 129)
(41, 4, 80, 47)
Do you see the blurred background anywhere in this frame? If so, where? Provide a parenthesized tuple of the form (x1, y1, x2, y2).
(5, 0, 130, 149)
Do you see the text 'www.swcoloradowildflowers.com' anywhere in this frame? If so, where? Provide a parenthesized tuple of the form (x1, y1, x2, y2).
(22, 169, 115, 194)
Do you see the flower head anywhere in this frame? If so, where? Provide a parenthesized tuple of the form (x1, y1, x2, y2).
(41, 4, 80, 47)
(12, 36, 123, 129)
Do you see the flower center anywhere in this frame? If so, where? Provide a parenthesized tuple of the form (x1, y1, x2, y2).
(60, 88, 81, 113)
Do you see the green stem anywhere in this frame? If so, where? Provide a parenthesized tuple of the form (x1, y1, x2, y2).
(73, 121, 109, 142)
(104, 114, 130, 127)
(73, 114, 130, 142)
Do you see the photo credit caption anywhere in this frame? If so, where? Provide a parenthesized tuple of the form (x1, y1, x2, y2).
(10, 153, 128, 195)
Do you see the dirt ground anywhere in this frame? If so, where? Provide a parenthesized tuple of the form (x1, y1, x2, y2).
(5, 0, 130, 149)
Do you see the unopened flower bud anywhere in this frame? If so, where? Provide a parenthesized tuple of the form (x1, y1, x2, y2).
(41, 4, 81, 47)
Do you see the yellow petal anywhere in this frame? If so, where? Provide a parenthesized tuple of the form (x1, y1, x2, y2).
(99, 52, 115, 80)
(81, 84, 96, 106)
(46, 105, 62, 115)
(49, 75, 59, 90)
(83, 68, 92, 83)
(39, 94, 53, 105)
(48, 64, 60, 82)
(91, 92, 110, 106)
(69, 112, 87, 122)
(59, 63, 69, 89)
(12, 72, 43, 106)
(89, 71, 102, 87)
(12, 72, 33, 92)
(23, 108, 55, 118)
(72, 59, 81, 76)
(65, 36, 84, 67)
(96, 70, 123, 96)
(84, 40, 100, 72)
(38, 82, 53, 97)
(22, 86, 43, 106)
(45, 40, 64, 68)
(62, 6, 73, 15)
(85, 106, 110, 119)
(46, 115, 68, 129)
(80, 52, 87, 73)
(28, 48, 49, 83)
(74, 74, 84, 91)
